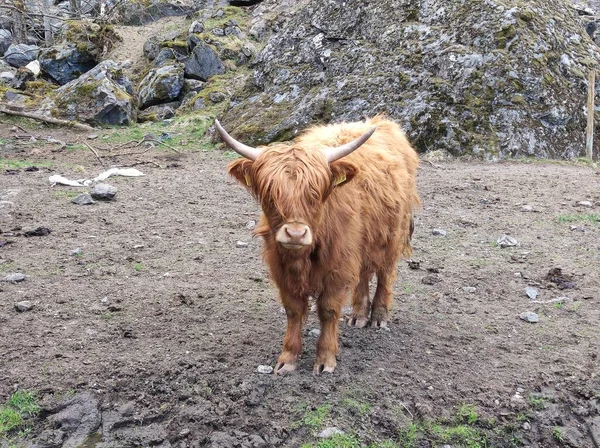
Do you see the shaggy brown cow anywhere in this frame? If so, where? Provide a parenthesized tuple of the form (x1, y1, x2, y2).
(216, 115, 420, 375)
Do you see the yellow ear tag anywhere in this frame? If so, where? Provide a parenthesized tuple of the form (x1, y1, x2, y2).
(334, 173, 346, 186)
(244, 174, 252, 186)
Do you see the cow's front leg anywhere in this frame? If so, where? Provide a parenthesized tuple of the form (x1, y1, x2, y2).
(314, 292, 343, 374)
(275, 294, 308, 375)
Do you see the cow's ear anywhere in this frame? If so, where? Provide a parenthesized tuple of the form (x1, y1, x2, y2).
(329, 160, 359, 187)
(228, 159, 254, 188)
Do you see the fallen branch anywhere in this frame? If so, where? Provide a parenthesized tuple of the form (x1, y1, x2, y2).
(0, 106, 95, 132)
(0, 121, 32, 135)
(143, 138, 180, 153)
(82, 141, 105, 166)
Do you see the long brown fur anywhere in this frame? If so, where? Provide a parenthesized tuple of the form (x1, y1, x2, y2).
(227, 114, 420, 374)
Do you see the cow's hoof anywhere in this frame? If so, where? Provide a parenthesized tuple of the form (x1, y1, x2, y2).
(274, 362, 297, 375)
(371, 319, 388, 329)
(313, 363, 336, 374)
(347, 315, 369, 328)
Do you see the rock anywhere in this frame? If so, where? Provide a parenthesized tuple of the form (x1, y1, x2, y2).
(497, 235, 518, 248)
(138, 64, 184, 109)
(236, 241, 248, 248)
(3, 273, 26, 283)
(143, 39, 161, 60)
(71, 193, 95, 205)
(39, 43, 97, 85)
(221, 0, 600, 159)
(521, 204, 534, 212)
(432, 228, 447, 236)
(309, 328, 321, 337)
(15, 301, 34, 312)
(71, 248, 82, 256)
(421, 274, 441, 285)
(189, 20, 204, 34)
(0, 71, 14, 83)
(4, 43, 40, 68)
(153, 48, 178, 67)
(48, 392, 101, 448)
(257, 365, 273, 374)
(182, 78, 205, 94)
(318, 427, 344, 438)
(209, 91, 227, 103)
(0, 29, 12, 55)
(138, 103, 178, 122)
(519, 311, 539, 323)
(49, 60, 136, 126)
(24, 226, 52, 237)
(525, 287, 539, 300)
(10, 66, 35, 90)
(510, 392, 527, 410)
(184, 43, 225, 81)
(90, 183, 117, 200)
(246, 220, 256, 230)
(577, 200, 593, 207)
(462, 286, 476, 293)
(557, 426, 586, 447)
(522, 422, 531, 431)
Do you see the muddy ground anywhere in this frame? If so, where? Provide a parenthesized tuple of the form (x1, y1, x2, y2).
(0, 119, 599, 448)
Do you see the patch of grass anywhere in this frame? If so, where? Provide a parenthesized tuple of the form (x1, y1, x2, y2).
(292, 403, 331, 431)
(302, 435, 398, 448)
(342, 398, 371, 416)
(101, 312, 114, 320)
(401, 282, 416, 294)
(0, 158, 52, 169)
(431, 424, 487, 448)
(53, 191, 80, 199)
(527, 394, 546, 410)
(457, 404, 479, 424)
(133, 263, 145, 272)
(558, 213, 600, 224)
(0, 390, 40, 436)
(398, 423, 419, 448)
(552, 426, 564, 442)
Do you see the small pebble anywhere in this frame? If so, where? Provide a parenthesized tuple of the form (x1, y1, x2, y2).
(519, 311, 539, 323)
(246, 220, 256, 230)
(318, 427, 344, 438)
(71, 193, 95, 205)
(432, 228, 447, 236)
(87, 134, 99, 140)
(497, 235, 518, 248)
(309, 328, 321, 338)
(577, 201, 593, 207)
(521, 204, 534, 212)
(2, 273, 26, 283)
(71, 248, 82, 256)
(525, 287, 539, 300)
(522, 422, 531, 431)
(236, 241, 248, 248)
(517, 387, 525, 393)
(257, 365, 273, 374)
(15, 301, 33, 312)
(101, 297, 110, 305)
(462, 286, 477, 293)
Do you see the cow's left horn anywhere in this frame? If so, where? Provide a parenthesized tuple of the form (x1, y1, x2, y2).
(214, 119, 261, 161)
(324, 126, 377, 163)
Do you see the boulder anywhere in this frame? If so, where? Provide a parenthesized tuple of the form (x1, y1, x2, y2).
(222, 0, 600, 159)
(0, 29, 12, 55)
(143, 39, 161, 60)
(4, 44, 40, 68)
(39, 43, 97, 85)
(138, 102, 179, 122)
(51, 60, 136, 125)
(153, 48, 178, 67)
(138, 64, 184, 109)
(184, 43, 225, 81)
(11, 66, 35, 90)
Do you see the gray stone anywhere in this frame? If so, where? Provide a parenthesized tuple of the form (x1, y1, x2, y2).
(71, 248, 83, 256)
(71, 193, 95, 205)
(10, 67, 34, 90)
(525, 287, 539, 300)
(3, 273, 26, 283)
(15, 301, 33, 312)
(309, 328, 321, 337)
(246, 220, 256, 230)
(184, 43, 225, 81)
(462, 286, 476, 293)
(4, 43, 40, 68)
(183, 78, 205, 94)
(153, 48, 179, 67)
(318, 427, 344, 438)
(0, 29, 12, 55)
(577, 200, 593, 207)
(519, 311, 539, 323)
(138, 64, 184, 109)
(521, 204, 534, 212)
(50, 60, 136, 126)
(432, 228, 447, 236)
(143, 39, 161, 61)
(236, 241, 248, 248)
(497, 235, 518, 248)
(90, 183, 117, 200)
(209, 91, 226, 103)
(138, 103, 178, 122)
(39, 43, 97, 85)
(189, 20, 204, 34)
(0, 71, 14, 83)
(257, 365, 273, 374)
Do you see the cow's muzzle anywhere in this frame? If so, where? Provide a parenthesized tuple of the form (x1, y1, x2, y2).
(276, 223, 313, 249)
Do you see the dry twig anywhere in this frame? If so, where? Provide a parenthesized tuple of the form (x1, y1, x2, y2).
(82, 141, 105, 166)
(0, 106, 95, 131)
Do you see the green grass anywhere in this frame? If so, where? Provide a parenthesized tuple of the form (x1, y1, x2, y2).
(0, 158, 52, 169)
(398, 423, 419, 448)
(301, 434, 397, 448)
(552, 426, 564, 442)
(457, 404, 479, 424)
(527, 394, 546, 410)
(133, 263, 145, 272)
(0, 390, 40, 436)
(558, 213, 600, 224)
(430, 424, 487, 447)
(342, 398, 371, 416)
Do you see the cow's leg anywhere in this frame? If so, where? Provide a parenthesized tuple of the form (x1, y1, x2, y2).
(275, 295, 308, 375)
(371, 263, 397, 328)
(314, 292, 343, 374)
(347, 271, 371, 328)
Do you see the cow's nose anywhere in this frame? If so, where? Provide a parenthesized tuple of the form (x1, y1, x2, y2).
(277, 223, 312, 248)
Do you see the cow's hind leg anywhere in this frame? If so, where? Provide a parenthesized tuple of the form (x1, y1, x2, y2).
(371, 253, 400, 328)
(314, 291, 343, 374)
(275, 294, 308, 375)
(347, 271, 371, 328)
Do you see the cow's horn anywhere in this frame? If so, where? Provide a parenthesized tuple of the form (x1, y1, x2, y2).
(214, 119, 261, 161)
(324, 126, 377, 163)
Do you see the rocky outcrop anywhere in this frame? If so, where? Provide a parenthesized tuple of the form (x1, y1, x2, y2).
(4, 44, 40, 68)
(138, 64, 184, 109)
(221, 0, 600, 159)
(184, 43, 225, 81)
(50, 60, 136, 125)
(39, 43, 97, 85)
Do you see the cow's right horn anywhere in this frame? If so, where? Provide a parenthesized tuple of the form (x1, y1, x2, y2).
(324, 126, 377, 163)
(214, 119, 261, 161)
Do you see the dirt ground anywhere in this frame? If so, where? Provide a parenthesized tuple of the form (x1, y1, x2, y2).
(0, 120, 599, 448)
